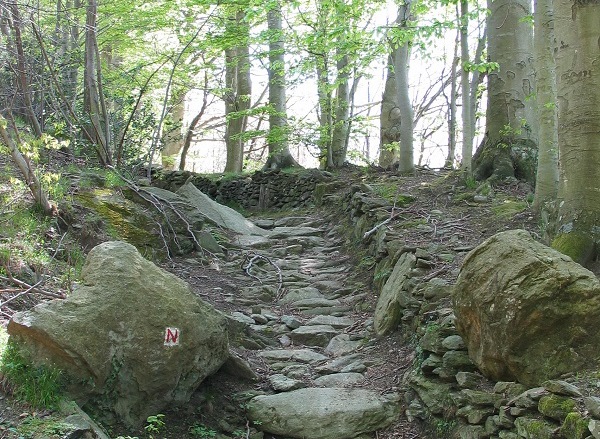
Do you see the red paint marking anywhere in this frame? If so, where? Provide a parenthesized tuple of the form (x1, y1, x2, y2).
(164, 327, 180, 346)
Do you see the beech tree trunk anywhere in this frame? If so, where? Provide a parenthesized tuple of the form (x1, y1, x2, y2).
(224, 9, 251, 173)
(392, 1, 414, 174)
(331, 51, 350, 167)
(551, 0, 600, 264)
(264, 2, 299, 170)
(459, 0, 472, 174)
(473, 0, 537, 184)
(83, 0, 110, 165)
(379, 54, 401, 168)
(532, 0, 559, 214)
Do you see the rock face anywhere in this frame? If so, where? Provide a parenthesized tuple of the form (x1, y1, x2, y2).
(247, 388, 399, 439)
(8, 241, 228, 426)
(453, 229, 600, 386)
(374, 252, 416, 335)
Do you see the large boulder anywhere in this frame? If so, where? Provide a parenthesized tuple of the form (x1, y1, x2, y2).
(247, 388, 399, 439)
(8, 241, 229, 426)
(453, 229, 600, 386)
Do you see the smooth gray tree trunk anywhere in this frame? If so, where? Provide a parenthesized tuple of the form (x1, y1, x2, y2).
(552, 0, 600, 264)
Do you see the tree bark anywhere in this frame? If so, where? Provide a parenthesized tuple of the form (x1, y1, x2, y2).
(331, 51, 350, 167)
(392, 1, 415, 174)
(379, 54, 401, 168)
(459, 0, 472, 174)
(8, 1, 42, 137)
(532, 0, 559, 214)
(551, 0, 600, 264)
(0, 116, 53, 215)
(224, 9, 251, 173)
(83, 0, 110, 165)
(473, 0, 537, 184)
(264, 2, 299, 170)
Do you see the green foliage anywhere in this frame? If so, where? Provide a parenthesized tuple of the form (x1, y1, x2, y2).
(15, 415, 72, 438)
(0, 341, 64, 409)
(144, 414, 166, 437)
(189, 422, 217, 438)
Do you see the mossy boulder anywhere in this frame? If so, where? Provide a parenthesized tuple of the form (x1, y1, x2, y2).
(453, 229, 600, 386)
(514, 417, 555, 439)
(560, 412, 589, 439)
(8, 241, 229, 427)
(538, 394, 576, 421)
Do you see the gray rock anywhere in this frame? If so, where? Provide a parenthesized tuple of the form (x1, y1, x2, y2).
(247, 388, 399, 439)
(281, 364, 310, 379)
(281, 315, 302, 330)
(176, 182, 270, 236)
(374, 252, 417, 336)
(291, 298, 342, 309)
(231, 312, 256, 325)
(461, 389, 504, 407)
(406, 370, 454, 415)
(542, 379, 583, 397)
(310, 280, 346, 292)
(585, 396, 600, 418)
(442, 335, 466, 351)
(258, 349, 328, 364)
(589, 419, 600, 439)
(443, 350, 474, 369)
(455, 424, 487, 438)
(279, 287, 324, 305)
(340, 362, 368, 374)
(324, 334, 363, 357)
(8, 241, 228, 427)
(314, 372, 365, 387)
(290, 325, 339, 347)
(270, 226, 322, 238)
(306, 315, 354, 329)
(316, 354, 364, 374)
(269, 374, 306, 392)
(453, 229, 600, 386)
(456, 372, 483, 389)
(493, 382, 528, 398)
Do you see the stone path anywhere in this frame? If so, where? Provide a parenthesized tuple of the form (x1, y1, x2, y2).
(214, 215, 403, 439)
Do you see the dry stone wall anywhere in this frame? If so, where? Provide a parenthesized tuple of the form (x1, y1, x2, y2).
(153, 169, 331, 210)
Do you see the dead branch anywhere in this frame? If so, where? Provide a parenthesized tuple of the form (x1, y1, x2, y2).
(241, 251, 283, 297)
(0, 275, 65, 299)
(363, 209, 406, 240)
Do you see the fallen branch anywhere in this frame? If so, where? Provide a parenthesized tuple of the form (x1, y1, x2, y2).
(363, 209, 406, 240)
(0, 275, 65, 299)
(241, 252, 283, 297)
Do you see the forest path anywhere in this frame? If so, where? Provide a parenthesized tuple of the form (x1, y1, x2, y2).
(164, 209, 422, 439)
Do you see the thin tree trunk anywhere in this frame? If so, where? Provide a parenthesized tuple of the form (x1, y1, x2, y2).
(264, 1, 299, 170)
(83, 0, 109, 165)
(0, 115, 53, 215)
(379, 54, 401, 168)
(331, 51, 350, 167)
(8, 1, 42, 136)
(445, 28, 459, 168)
(460, 0, 472, 174)
(316, 58, 333, 169)
(392, 1, 414, 173)
(532, 0, 558, 214)
(223, 9, 251, 173)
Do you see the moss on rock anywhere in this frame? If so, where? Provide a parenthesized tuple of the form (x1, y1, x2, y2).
(538, 394, 576, 421)
(560, 412, 588, 439)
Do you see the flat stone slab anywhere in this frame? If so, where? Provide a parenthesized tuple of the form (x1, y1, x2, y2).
(176, 182, 271, 236)
(270, 226, 322, 238)
(314, 372, 365, 387)
(306, 315, 354, 329)
(291, 298, 342, 309)
(247, 388, 399, 439)
(258, 349, 328, 364)
(233, 235, 272, 249)
(325, 334, 363, 357)
(278, 287, 324, 305)
(269, 374, 306, 392)
(290, 325, 340, 347)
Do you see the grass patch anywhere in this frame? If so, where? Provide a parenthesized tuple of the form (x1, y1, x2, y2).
(0, 339, 65, 409)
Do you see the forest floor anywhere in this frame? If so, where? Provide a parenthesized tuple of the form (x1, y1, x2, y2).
(0, 157, 555, 439)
